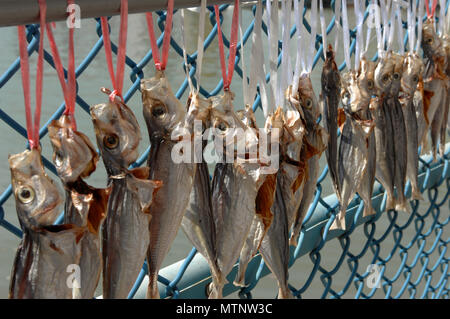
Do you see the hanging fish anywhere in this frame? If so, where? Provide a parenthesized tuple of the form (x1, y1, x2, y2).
(8, 148, 84, 299)
(48, 114, 110, 298)
(207, 91, 269, 298)
(330, 72, 374, 230)
(141, 70, 197, 299)
(233, 105, 277, 288)
(91, 90, 162, 299)
(179, 93, 224, 295)
(356, 57, 377, 217)
(290, 74, 328, 243)
(421, 19, 448, 161)
(321, 44, 341, 199)
(258, 104, 304, 299)
(388, 51, 409, 212)
(372, 55, 397, 211)
(399, 53, 424, 200)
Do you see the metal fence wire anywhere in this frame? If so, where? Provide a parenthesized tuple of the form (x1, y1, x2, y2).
(0, 0, 449, 299)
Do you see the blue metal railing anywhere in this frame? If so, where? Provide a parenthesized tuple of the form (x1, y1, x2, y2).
(0, 1, 449, 299)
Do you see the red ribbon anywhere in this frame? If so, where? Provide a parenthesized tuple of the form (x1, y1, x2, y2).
(145, 0, 174, 71)
(214, 1, 240, 91)
(100, 0, 128, 102)
(46, 0, 77, 129)
(17, 0, 47, 149)
(425, 0, 438, 18)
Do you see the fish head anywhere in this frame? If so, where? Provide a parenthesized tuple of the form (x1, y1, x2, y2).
(296, 73, 320, 123)
(389, 51, 404, 94)
(341, 71, 366, 114)
(90, 94, 141, 173)
(48, 114, 99, 185)
(321, 44, 341, 94)
(374, 54, 395, 94)
(9, 148, 63, 228)
(141, 71, 186, 140)
(401, 52, 424, 96)
(422, 18, 442, 61)
(357, 56, 377, 97)
(210, 91, 247, 155)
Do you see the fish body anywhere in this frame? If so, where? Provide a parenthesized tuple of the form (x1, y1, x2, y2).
(422, 19, 448, 161)
(356, 57, 377, 217)
(321, 45, 341, 199)
(48, 114, 109, 298)
(290, 74, 328, 243)
(372, 55, 397, 211)
(207, 91, 269, 298)
(8, 148, 83, 299)
(388, 52, 409, 212)
(331, 72, 373, 230)
(141, 71, 196, 299)
(400, 53, 424, 200)
(91, 94, 161, 299)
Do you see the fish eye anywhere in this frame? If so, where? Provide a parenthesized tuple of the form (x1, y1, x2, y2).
(214, 119, 229, 133)
(382, 74, 390, 83)
(16, 186, 35, 204)
(304, 98, 313, 108)
(103, 134, 119, 149)
(151, 104, 167, 119)
(393, 72, 400, 80)
(344, 91, 350, 99)
(427, 37, 433, 44)
(367, 80, 374, 89)
(413, 75, 419, 82)
(54, 151, 63, 167)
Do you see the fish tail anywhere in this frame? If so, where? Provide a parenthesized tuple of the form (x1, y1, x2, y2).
(330, 210, 346, 231)
(411, 185, 424, 201)
(146, 274, 160, 299)
(233, 264, 248, 287)
(289, 233, 299, 247)
(277, 287, 294, 299)
(386, 192, 396, 211)
(395, 198, 411, 213)
(362, 202, 375, 218)
(207, 281, 223, 299)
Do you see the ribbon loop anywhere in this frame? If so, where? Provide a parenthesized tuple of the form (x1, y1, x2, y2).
(214, 1, 240, 92)
(146, 0, 174, 72)
(17, 0, 47, 149)
(100, 0, 128, 102)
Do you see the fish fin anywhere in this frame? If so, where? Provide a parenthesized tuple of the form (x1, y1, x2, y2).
(127, 169, 163, 214)
(255, 173, 276, 232)
(337, 108, 346, 132)
(411, 188, 424, 201)
(87, 187, 110, 235)
(395, 199, 411, 213)
(422, 89, 434, 126)
(330, 211, 346, 231)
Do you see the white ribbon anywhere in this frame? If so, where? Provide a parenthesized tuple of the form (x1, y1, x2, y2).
(292, 0, 305, 94)
(438, 0, 446, 35)
(380, 0, 389, 53)
(180, 9, 194, 93)
(395, 2, 404, 54)
(255, 0, 269, 117)
(387, 2, 396, 52)
(334, 0, 341, 53)
(319, 0, 327, 60)
(266, 0, 278, 112)
(180, 0, 206, 94)
(341, 0, 351, 70)
(407, 0, 415, 53)
(307, 0, 318, 73)
(416, 0, 425, 52)
(354, 0, 363, 69)
(278, 0, 292, 108)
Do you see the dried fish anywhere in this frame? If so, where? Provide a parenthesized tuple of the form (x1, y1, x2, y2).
(290, 74, 328, 243)
(400, 53, 424, 200)
(321, 45, 341, 199)
(8, 148, 83, 299)
(91, 91, 161, 299)
(141, 70, 196, 299)
(48, 114, 110, 298)
(422, 19, 448, 161)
